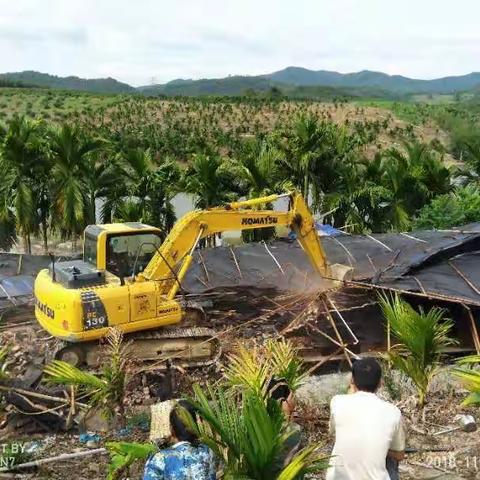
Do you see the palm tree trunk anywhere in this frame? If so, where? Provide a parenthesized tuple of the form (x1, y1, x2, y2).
(42, 218, 48, 255)
(27, 233, 32, 255)
(90, 193, 96, 224)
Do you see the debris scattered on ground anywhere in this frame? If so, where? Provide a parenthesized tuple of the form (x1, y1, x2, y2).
(1, 226, 480, 478)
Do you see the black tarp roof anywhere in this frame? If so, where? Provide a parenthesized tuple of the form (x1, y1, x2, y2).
(3, 224, 480, 307)
(185, 224, 480, 307)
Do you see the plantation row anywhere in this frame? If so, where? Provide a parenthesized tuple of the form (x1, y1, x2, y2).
(1, 96, 480, 253)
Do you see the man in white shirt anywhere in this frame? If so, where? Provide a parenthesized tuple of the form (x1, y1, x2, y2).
(327, 358, 406, 480)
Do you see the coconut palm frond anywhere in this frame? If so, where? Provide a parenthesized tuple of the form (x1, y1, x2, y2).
(0, 345, 10, 380)
(185, 383, 244, 461)
(104, 328, 130, 372)
(224, 346, 272, 398)
(266, 339, 306, 392)
(187, 382, 305, 479)
(277, 444, 330, 480)
(43, 360, 105, 392)
(241, 391, 285, 477)
(453, 355, 480, 406)
(456, 355, 480, 366)
(100, 329, 130, 418)
(379, 293, 456, 406)
(105, 441, 157, 480)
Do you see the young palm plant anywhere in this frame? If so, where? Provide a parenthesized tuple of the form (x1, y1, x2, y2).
(379, 294, 456, 407)
(224, 340, 306, 397)
(183, 340, 326, 479)
(105, 441, 157, 480)
(224, 345, 272, 398)
(185, 383, 328, 480)
(453, 355, 480, 407)
(43, 328, 130, 423)
(266, 339, 307, 392)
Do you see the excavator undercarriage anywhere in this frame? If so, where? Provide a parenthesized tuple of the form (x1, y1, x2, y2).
(53, 306, 221, 368)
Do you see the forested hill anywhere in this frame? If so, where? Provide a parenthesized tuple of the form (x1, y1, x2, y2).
(2, 68, 480, 97)
(263, 67, 480, 94)
(138, 76, 393, 99)
(141, 68, 480, 97)
(0, 71, 135, 94)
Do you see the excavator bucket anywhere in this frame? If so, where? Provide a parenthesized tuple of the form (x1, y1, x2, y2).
(330, 263, 354, 284)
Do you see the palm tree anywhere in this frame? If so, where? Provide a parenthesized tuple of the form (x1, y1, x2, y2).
(49, 124, 103, 244)
(81, 152, 122, 225)
(111, 148, 181, 234)
(44, 329, 129, 424)
(276, 114, 359, 214)
(183, 153, 237, 209)
(275, 114, 321, 200)
(462, 140, 480, 177)
(112, 199, 145, 223)
(379, 294, 456, 407)
(382, 141, 451, 230)
(0, 115, 49, 253)
(235, 139, 291, 242)
(329, 141, 452, 233)
(183, 153, 238, 246)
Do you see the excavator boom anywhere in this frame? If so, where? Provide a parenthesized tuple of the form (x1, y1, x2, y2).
(140, 191, 329, 298)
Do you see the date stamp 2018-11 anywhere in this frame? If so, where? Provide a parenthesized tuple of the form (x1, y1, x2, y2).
(425, 454, 479, 473)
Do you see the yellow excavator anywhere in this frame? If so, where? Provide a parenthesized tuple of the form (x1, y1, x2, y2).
(34, 191, 344, 367)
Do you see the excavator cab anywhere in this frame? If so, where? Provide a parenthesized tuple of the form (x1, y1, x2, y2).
(83, 223, 162, 279)
(48, 223, 162, 291)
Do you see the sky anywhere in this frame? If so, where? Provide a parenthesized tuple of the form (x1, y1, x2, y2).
(1, 0, 479, 86)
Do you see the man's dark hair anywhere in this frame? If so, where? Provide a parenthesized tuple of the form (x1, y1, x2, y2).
(267, 377, 291, 402)
(352, 358, 382, 392)
(170, 400, 198, 444)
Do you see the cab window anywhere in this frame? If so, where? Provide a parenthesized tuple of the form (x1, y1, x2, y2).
(84, 234, 98, 266)
(106, 232, 162, 277)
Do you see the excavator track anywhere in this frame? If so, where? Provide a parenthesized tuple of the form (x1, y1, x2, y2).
(54, 306, 221, 369)
(54, 326, 221, 369)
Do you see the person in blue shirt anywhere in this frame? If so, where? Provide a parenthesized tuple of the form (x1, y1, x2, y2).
(143, 400, 216, 480)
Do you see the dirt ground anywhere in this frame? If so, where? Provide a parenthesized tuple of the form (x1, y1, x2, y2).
(1, 304, 479, 479)
(296, 373, 480, 480)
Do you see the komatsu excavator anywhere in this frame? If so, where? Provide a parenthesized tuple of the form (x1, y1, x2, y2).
(34, 191, 344, 367)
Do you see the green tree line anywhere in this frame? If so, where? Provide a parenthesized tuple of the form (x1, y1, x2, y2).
(0, 111, 479, 253)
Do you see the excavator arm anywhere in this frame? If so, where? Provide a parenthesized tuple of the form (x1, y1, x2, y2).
(138, 191, 330, 298)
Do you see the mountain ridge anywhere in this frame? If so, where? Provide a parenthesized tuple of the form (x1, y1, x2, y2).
(2, 68, 480, 96)
(0, 71, 135, 94)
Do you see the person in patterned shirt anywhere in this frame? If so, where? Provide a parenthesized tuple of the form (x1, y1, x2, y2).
(143, 400, 216, 480)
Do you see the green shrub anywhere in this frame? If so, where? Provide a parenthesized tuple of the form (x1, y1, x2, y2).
(414, 184, 480, 229)
(380, 293, 456, 407)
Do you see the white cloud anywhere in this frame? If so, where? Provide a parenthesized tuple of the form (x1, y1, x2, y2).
(0, 0, 479, 86)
